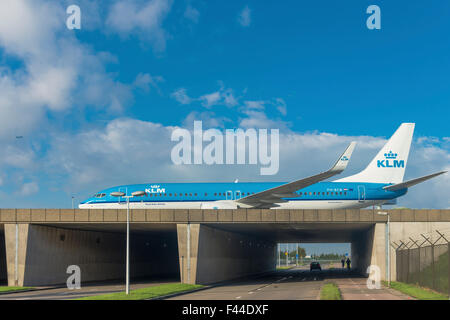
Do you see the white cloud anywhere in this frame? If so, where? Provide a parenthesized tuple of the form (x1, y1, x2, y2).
(244, 100, 266, 110)
(274, 98, 287, 116)
(238, 6, 251, 27)
(106, 0, 172, 51)
(0, 0, 138, 140)
(183, 111, 231, 129)
(133, 72, 164, 92)
(184, 5, 200, 23)
(171, 88, 192, 104)
(239, 110, 290, 130)
(199, 91, 222, 108)
(172, 84, 238, 108)
(20, 182, 39, 196)
(41, 118, 449, 209)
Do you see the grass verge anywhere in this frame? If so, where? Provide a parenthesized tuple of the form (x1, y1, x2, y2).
(76, 283, 204, 300)
(383, 281, 448, 300)
(320, 283, 341, 300)
(276, 266, 293, 270)
(0, 286, 34, 293)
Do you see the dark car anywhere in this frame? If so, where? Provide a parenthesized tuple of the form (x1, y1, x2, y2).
(310, 261, 322, 271)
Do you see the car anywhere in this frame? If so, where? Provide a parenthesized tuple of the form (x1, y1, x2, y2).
(310, 261, 321, 271)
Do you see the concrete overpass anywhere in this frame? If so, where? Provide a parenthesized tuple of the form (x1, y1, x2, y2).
(1, 208, 449, 287)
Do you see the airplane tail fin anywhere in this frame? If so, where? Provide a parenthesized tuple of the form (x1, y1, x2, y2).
(336, 123, 415, 184)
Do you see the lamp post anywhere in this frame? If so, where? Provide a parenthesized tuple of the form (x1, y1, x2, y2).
(377, 211, 390, 286)
(111, 190, 146, 294)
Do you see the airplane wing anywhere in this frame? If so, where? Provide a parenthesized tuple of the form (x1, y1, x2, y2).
(383, 171, 447, 191)
(236, 142, 357, 208)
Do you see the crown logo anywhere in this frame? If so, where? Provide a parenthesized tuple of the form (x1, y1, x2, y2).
(384, 151, 397, 159)
(341, 156, 349, 161)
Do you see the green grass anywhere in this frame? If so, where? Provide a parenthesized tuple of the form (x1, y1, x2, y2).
(276, 266, 293, 270)
(0, 286, 34, 293)
(384, 281, 448, 300)
(320, 283, 341, 300)
(76, 283, 204, 300)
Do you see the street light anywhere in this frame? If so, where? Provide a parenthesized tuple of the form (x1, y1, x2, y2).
(111, 190, 146, 294)
(377, 211, 390, 286)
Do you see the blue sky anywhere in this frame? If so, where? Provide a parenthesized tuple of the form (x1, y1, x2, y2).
(0, 0, 449, 210)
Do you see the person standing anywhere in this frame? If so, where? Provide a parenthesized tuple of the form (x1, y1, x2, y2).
(341, 257, 345, 268)
(346, 257, 351, 269)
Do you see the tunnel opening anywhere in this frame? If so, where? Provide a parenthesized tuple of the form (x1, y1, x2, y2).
(276, 242, 351, 270)
(129, 229, 180, 283)
(11, 224, 181, 287)
(0, 225, 6, 285)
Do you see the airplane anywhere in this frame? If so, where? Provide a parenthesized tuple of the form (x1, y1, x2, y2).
(79, 123, 446, 210)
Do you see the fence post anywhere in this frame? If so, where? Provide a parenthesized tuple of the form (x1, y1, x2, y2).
(431, 244, 435, 290)
(417, 247, 422, 285)
(406, 248, 410, 283)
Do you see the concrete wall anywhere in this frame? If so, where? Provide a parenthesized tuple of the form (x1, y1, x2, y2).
(352, 221, 450, 282)
(1, 208, 449, 224)
(177, 224, 276, 285)
(0, 230, 6, 283)
(4, 224, 179, 286)
(351, 224, 386, 279)
(389, 221, 450, 281)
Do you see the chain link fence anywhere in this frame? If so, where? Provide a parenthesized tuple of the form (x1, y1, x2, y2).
(395, 230, 450, 296)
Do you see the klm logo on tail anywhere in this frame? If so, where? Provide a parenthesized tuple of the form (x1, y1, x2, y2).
(377, 151, 404, 168)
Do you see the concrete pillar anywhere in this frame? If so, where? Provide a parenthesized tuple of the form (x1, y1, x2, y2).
(351, 223, 387, 280)
(0, 230, 6, 283)
(4, 224, 29, 286)
(177, 224, 276, 284)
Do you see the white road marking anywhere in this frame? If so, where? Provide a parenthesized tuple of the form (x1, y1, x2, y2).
(235, 296, 241, 299)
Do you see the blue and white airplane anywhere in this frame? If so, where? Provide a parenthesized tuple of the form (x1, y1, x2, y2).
(80, 123, 446, 210)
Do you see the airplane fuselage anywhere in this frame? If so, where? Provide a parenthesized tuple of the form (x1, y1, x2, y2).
(79, 181, 407, 210)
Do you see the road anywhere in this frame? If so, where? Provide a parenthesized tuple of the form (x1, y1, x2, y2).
(169, 265, 358, 300)
(0, 278, 178, 300)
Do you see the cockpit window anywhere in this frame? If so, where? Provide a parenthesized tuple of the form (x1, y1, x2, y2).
(94, 193, 106, 198)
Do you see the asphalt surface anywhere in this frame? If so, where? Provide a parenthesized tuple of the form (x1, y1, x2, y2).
(0, 278, 179, 300)
(169, 265, 361, 300)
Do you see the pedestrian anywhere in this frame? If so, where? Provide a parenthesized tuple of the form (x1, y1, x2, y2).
(341, 257, 345, 268)
(346, 257, 351, 269)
